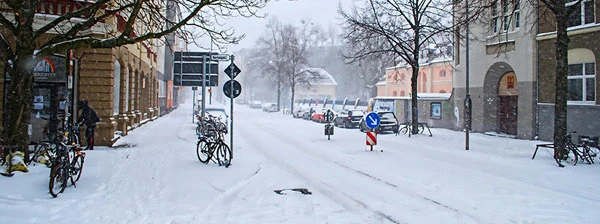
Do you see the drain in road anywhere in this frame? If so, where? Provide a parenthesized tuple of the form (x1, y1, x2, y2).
(274, 188, 312, 195)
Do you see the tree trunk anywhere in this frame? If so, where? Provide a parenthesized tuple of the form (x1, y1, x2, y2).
(4, 53, 37, 153)
(411, 64, 419, 135)
(553, 3, 570, 160)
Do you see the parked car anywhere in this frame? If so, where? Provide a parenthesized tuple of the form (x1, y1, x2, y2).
(262, 103, 279, 112)
(303, 107, 319, 120)
(293, 105, 309, 118)
(334, 109, 365, 128)
(311, 108, 329, 123)
(200, 106, 229, 126)
(359, 111, 399, 133)
(249, 101, 262, 109)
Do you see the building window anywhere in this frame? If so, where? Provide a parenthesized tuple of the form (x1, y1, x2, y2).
(492, 2, 499, 33)
(439, 70, 446, 78)
(568, 62, 595, 103)
(400, 90, 405, 96)
(439, 90, 447, 93)
(113, 60, 121, 115)
(393, 91, 398, 96)
(514, 0, 520, 28)
(568, 0, 595, 27)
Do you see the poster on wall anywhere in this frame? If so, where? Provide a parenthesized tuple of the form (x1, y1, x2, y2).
(431, 102, 441, 119)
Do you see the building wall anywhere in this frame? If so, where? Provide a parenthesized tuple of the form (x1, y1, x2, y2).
(536, 19, 600, 141)
(453, 1, 538, 139)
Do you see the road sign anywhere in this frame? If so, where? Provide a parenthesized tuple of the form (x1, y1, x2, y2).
(173, 51, 219, 87)
(365, 112, 380, 129)
(224, 63, 241, 79)
(210, 54, 230, 61)
(223, 80, 242, 98)
(366, 131, 377, 146)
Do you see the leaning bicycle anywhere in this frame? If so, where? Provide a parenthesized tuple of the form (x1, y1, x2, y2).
(554, 131, 595, 167)
(196, 116, 231, 167)
(49, 143, 85, 197)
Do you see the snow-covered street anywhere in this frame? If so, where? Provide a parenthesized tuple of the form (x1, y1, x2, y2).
(1, 91, 598, 224)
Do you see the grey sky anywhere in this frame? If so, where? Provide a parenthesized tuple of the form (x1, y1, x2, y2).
(222, 0, 354, 52)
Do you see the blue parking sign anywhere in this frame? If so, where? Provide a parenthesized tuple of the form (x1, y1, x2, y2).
(365, 112, 380, 129)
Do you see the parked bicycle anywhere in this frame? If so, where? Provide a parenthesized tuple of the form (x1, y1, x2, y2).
(196, 115, 231, 167)
(48, 141, 85, 197)
(396, 122, 424, 136)
(554, 131, 595, 167)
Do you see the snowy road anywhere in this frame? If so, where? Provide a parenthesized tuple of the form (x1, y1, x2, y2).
(1, 93, 598, 224)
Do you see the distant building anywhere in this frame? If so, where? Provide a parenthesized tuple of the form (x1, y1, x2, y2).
(295, 68, 337, 102)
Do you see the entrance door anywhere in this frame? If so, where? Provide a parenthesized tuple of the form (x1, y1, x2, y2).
(30, 83, 68, 142)
(499, 96, 518, 135)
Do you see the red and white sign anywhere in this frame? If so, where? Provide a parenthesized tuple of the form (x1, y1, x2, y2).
(366, 132, 377, 146)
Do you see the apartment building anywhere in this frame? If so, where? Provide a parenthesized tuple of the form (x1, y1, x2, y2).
(453, 0, 538, 139)
(536, 0, 600, 140)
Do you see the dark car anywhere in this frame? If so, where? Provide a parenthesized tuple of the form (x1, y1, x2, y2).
(334, 109, 365, 128)
(359, 111, 399, 133)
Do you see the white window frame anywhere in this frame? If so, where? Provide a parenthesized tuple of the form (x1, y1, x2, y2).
(567, 0, 595, 28)
(568, 62, 596, 104)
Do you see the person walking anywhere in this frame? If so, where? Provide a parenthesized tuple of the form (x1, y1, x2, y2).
(77, 100, 100, 150)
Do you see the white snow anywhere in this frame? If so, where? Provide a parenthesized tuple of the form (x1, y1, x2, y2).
(1, 89, 598, 224)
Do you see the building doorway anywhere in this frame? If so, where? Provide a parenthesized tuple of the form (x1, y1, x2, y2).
(498, 72, 518, 135)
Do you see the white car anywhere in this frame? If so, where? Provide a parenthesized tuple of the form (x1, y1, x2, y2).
(262, 103, 279, 112)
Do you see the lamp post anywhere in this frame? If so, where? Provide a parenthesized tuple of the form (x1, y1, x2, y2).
(464, 0, 471, 150)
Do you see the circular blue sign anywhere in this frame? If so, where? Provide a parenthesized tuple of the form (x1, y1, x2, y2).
(365, 112, 380, 129)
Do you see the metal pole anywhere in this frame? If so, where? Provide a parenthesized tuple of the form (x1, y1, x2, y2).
(201, 55, 206, 119)
(465, 0, 471, 150)
(192, 88, 196, 123)
(229, 55, 235, 160)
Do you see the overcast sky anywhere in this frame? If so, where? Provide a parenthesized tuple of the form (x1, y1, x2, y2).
(197, 0, 355, 53)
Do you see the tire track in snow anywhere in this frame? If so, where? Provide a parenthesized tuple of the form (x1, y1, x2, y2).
(241, 121, 481, 224)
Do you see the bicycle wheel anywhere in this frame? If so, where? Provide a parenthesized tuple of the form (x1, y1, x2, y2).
(70, 154, 84, 184)
(49, 165, 67, 197)
(196, 138, 211, 163)
(417, 125, 425, 134)
(216, 143, 232, 167)
(581, 146, 594, 164)
(399, 126, 408, 135)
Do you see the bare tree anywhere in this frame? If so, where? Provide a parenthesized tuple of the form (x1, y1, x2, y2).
(534, 0, 584, 163)
(340, 35, 396, 100)
(253, 19, 323, 113)
(0, 0, 266, 152)
(340, 0, 455, 134)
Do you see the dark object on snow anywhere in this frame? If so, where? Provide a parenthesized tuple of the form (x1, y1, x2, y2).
(274, 188, 312, 195)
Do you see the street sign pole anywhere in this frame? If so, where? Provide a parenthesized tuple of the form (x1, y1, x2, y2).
(229, 55, 235, 161)
(201, 55, 206, 119)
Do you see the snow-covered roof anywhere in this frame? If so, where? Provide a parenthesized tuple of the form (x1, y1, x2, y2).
(302, 68, 337, 86)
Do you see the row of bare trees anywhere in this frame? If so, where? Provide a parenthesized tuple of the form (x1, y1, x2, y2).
(245, 18, 327, 113)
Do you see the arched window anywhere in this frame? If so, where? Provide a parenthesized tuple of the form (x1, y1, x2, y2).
(113, 60, 121, 115)
(400, 90, 405, 96)
(400, 73, 406, 81)
(439, 89, 447, 93)
(439, 70, 446, 78)
(392, 91, 398, 96)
